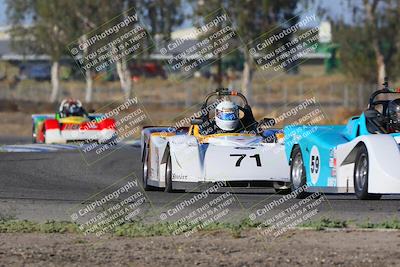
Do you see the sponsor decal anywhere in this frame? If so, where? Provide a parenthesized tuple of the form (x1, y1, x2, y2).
(63, 124, 80, 130)
(172, 173, 188, 180)
(327, 177, 337, 187)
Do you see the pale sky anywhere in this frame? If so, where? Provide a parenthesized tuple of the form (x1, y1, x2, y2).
(0, 0, 354, 27)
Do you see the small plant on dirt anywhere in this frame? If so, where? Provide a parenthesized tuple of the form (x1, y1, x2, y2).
(301, 218, 348, 230)
(0, 212, 16, 221)
(357, 218, 400, 229)
(0, 220, 79, 233)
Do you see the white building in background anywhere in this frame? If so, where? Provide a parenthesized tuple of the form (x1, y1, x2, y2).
(0, 25, 49, 61)
(319, 21, 332, 43)
(0, 26, 10, 40)
(171, 27, 200, 40)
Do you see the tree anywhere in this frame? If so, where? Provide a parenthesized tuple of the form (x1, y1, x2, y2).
(72, 0, 184, 100)
(192, 0, 298, 103)
(364, 0, 389, 85)
(332, 0, 400, 84)
(69, 0, 133, 100)
(71, 1, 101, 103)
(192, 1, 229, 88)
(143, 0, 185, 42)
(332, 23, 378, 83)
(103, 0, 184, 100)
(7, 0, 184, 102)
(71, 0, 130, 102)
(6, 0, 77, 102)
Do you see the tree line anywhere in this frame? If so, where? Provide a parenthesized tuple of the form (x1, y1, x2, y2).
(6, 0, 184, 102)
(332, 0, 400, 86)
(5, 0, 398, 102)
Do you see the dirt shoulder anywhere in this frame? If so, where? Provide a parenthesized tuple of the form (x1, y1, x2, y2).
(0, 112, 32, 138)
(0, 229, 399, 267)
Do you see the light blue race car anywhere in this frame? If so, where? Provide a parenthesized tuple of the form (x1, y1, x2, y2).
(284, 79, 400, 200)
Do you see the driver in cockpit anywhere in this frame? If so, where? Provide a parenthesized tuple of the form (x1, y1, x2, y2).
(199, 100, 245, 135)
(214, 100, 242, 133)
(386, 98, 400, 133)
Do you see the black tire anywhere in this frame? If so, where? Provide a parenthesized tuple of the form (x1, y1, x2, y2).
(273, 182, 291, 195)
(142, 146, 154, 191)
(32, 124, 37, 144)
(164, 152, 174, 193)
(290, 146, 311, 199)
(354, 144, 382, 200)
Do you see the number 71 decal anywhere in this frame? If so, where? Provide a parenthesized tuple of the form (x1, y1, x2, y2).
(230, 154, 262, 167)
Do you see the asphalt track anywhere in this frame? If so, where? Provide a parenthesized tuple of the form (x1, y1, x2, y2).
(0, 139, 399, 224)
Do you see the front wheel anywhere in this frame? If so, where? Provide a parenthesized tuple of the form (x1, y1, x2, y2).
(354, 144, 381, 200)
(290, 146, 310, 199)
(164, 152, 174, 193)
(32, 123, 37, 143)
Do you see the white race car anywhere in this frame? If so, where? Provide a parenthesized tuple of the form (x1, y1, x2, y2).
(140, 88, 290, 192)
(284, 80, 400, 199)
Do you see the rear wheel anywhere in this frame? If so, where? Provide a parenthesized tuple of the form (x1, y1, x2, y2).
(164, 152, 174, 193)
(354, 144, 381, 200)
(290, 146, 310, 199)
(142, 146, 154, 191)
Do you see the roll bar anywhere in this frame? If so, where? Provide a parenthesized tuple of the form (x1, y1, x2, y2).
(203, 88, 248, 108)
(369, 77, 400, 109)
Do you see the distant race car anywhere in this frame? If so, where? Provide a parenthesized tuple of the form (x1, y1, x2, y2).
(32, 99, 116, 144)
(284, 79, 400, 199)
(141, 88, 290, 192)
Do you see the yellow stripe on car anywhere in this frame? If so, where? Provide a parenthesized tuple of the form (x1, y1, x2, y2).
(58, 116, 88, 124)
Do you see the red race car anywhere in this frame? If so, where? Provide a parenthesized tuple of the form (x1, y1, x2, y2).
(32, 99, 116, 144)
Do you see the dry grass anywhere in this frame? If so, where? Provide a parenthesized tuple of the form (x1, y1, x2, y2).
(0, 69, 368, 104)
(0, 112, 33, 137)
(0, 70, 370, 137)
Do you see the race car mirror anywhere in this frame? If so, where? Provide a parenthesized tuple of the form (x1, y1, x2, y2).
(368, 77, 400, 110)
(191, 118, 204, 125)
(256, 118, 276, 135)
(259, 118, 276, 128)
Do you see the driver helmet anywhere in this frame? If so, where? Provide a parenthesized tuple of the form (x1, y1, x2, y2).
(388, 98, 400, 130)
(215, 100, 239, 131)
(59, 99, 84, 117)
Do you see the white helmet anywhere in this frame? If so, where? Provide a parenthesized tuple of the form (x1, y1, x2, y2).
(215, 100, 239, 131)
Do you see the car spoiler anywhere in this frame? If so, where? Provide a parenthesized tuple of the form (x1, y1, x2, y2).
(142, 125, 189, 132)
(32, 114, 55, 121)
(32, 113, 106, 121)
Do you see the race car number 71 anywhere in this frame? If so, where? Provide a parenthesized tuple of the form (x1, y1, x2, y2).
(230, 154, 262, 167)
